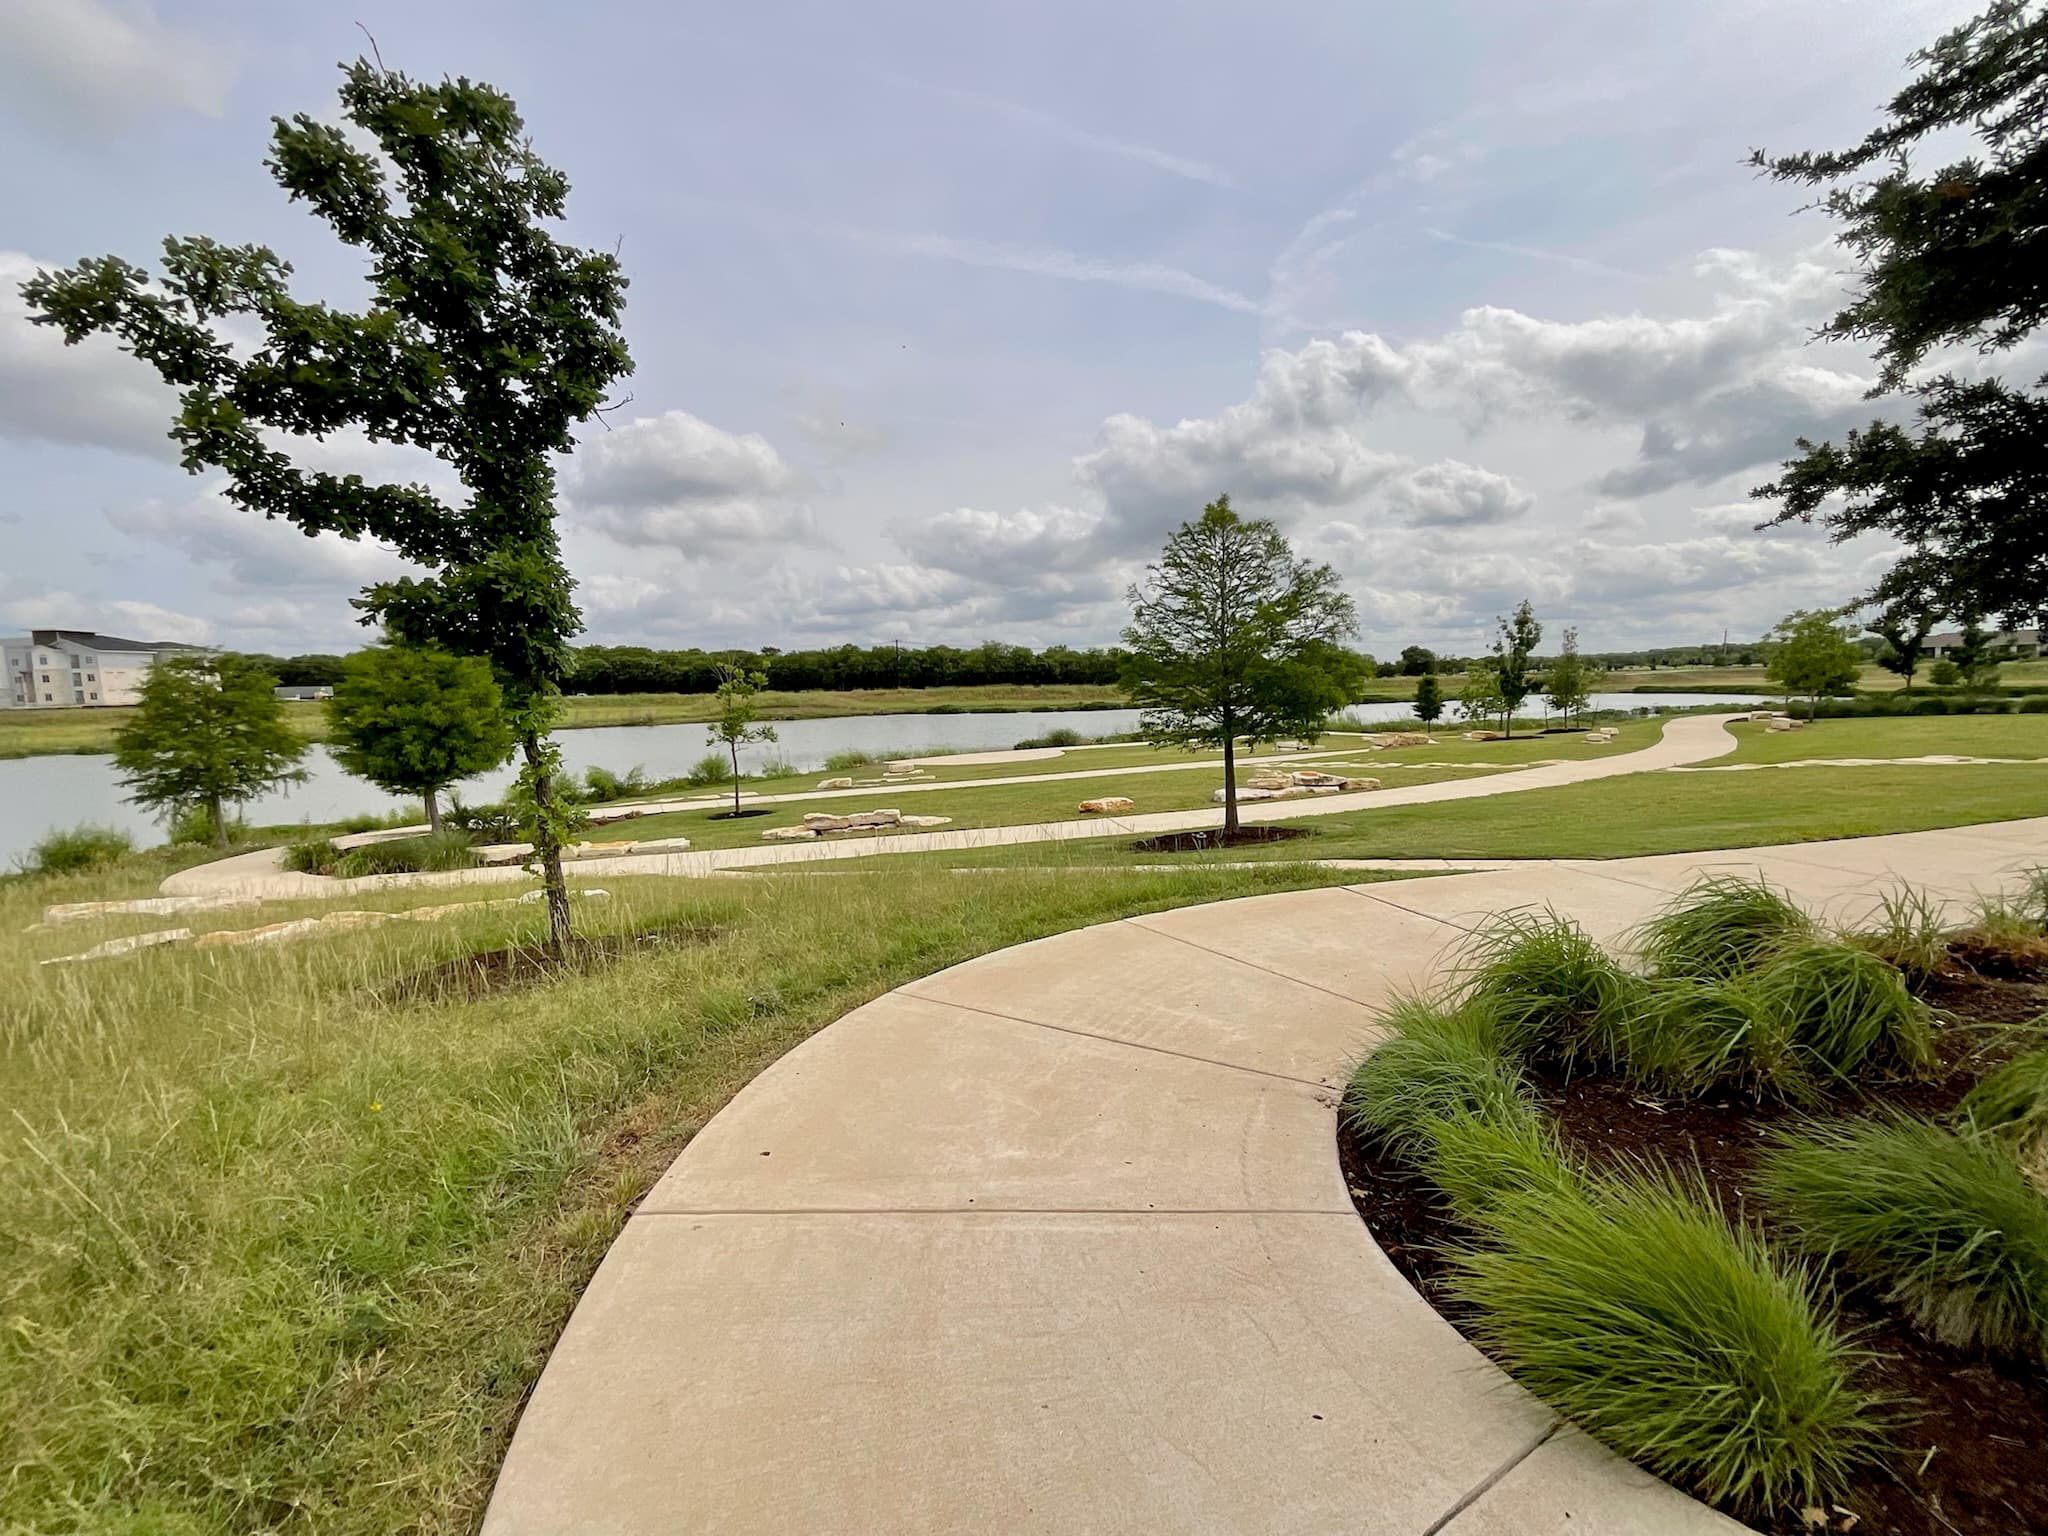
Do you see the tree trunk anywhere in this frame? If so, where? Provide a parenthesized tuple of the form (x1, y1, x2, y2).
(521, 733, 574, 953)
(424, 787, 441, 834)
(1221, 727, 1239, 837)
(210, 792, 227, 850)
(730, 742, 742, 815)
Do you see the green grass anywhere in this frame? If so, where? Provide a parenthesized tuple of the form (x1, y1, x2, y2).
(1418, 1110, 1580, 1227)
(15, 824, 135, 876)
(1721, 713, 2048, 764)
(0, 852, 1365, 1533)
(1454, 912, 1640, 1071)
(1743, 939, 1934, 1081)
(1959, 1043, 2048, 1168)
(1846, 884, 1953, 983)
(1448, 1169, 1886, 1513)
(1340, 996, 1534, 1159)
(1758, 1117, 2048, 1359)
(1637, 875, 1814, 980)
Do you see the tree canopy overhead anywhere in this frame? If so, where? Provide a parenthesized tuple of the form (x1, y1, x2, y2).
(1121, 496, 1360, 834)
(23, 58, 631, 944)
(1750, 1, 2048, 632)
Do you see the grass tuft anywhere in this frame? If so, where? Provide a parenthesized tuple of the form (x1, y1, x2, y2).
(1455, 911, 1641, 1070)
(1959, 1042, 2048, 1169)
(1418, 1109, 1578, 1227)
(1342, 996, 1532, 1160)
(1448, 1169, 1886, 1514)
(330, 829, 481, 879)
(18, 824, 135, 876)
(1846, 883, 1951, 984)
(1637, 875, 1813, 980)
(1744, 939, 1935, 1080)
(1758, 1116, 2048, 1359)
(1610, 975, 1813, 1099)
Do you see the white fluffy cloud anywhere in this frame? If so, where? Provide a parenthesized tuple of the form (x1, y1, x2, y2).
(0, 252, 182, 458)
(0, 0, 234, 135)
(566, 409, 817, 554)
(105, 485, 417, 593)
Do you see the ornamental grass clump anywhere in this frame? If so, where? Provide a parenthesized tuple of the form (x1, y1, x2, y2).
(1447, 1169, 1885, 1514)
(1637, 875, 1813, 980)
(1419, 1110, 1579, 1228)
(1846, 883, 1952, 985)
(1455, 911, 1641, 1071)
(1745, 939, 1935, 1080)
(1609, 976, 1814, 1100)
(1342, 996, 1532, 1160)
(1959, 1043, 2048, 1184)
(1758, 1116, 2048, 1359)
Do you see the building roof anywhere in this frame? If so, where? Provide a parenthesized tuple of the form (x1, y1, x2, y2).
(1926, 626, 2041, 647)
(24, 628, 201, 653)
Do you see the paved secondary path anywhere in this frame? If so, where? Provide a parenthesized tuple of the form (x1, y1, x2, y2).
(483, 816, 2048, 1535)
(163, 714, 1743, 899)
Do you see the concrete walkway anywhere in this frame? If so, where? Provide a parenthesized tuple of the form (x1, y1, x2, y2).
(163, 715, 1741, 899)
(483, 816, 2048, 1535)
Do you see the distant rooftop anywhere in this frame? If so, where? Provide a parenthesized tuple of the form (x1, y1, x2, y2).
(21, 628, 204, 653)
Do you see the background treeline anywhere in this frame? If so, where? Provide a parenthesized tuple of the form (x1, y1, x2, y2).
(245, 638, 1776, 694)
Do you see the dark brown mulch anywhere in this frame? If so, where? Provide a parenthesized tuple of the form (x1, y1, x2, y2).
(380, 922, 721, 1004)
(1338, 965, 2048, 1536)
(1128, 825, 1311, 854)
(706, 808, 773, 821)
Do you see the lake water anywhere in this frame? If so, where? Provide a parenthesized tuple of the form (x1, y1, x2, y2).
(0, 693, 1762, 867)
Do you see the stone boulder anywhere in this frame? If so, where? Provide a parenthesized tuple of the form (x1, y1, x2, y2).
(1289, 770, 1342, 787)
(1339, 778, 1380, 791)
(817, 776, 855, 790)
(802, 808, 905, 831)
(763, 825, 820, 840)
(1078, 797, 1135, 814)
(1463, 730, 1506, 742)
(1247, 774, 1291, 791)
(1371, 731, 1433, 749)
(899, 814, 953, 828)
(1749, 710, 1777, 721)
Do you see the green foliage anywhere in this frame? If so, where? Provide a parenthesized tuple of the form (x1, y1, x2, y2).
(1411, 673, 1445, 725)
(1867, 608, 1934, 690)
(328, 642, 515, 829)
(1764, 610, 1863, 714)
(1959, 1043, 2048, 1165)
(1490, 599, 1542, 731)
(1749, 3, 2048, 631)
(1015, 727, 1086, 749)
(21, 58, 633, 943)
(1448, 1169, 1885, 1513)
(1456, 663, 1504, 726)
(686, 752, 734, 786)
(1847, 883, 1952, 983)
(2020, 693, 2048, 712)
(707, 666, 778, 814)
(442, 796, 521, 843)
(329, 830, 480, 880)
(283, 837, 341, 875)
(1542, 625, 1593, 723)
(1637, 875, 1814, 980)
(1342, 997, 1533, 1159)
(1759, 1116, 2048, 1358)
(1456, 911, 1639, 1071)
(822, 748, 877, 772)
(580, 764, 649, 803)
(1121, 496, 1360, 830)
(1419, 1110, 1580, 1228)
(1744, 939, 1935, 1079)
(1928, 659, 1963, 688)
(1616, 976, 1813, 1099)
(111, 654, 307, 848)
(20, 825, 134, 876)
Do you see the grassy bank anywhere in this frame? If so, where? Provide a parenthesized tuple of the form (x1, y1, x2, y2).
(0, 855, 1368, 1533)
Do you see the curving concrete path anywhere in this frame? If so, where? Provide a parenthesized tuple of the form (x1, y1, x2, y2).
(162, 715, 1743, 900)
(483, 815, 2048, 1535)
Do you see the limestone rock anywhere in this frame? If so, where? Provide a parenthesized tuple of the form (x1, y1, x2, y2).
(1078, 797, 1135, 814)
(899, 814, 953, 828)
(1289, 770, 1342, 787)
(40, 927, 194, 965)
(763, 825, 821, 840)
(1750, 710, 1777, 721)
(1247, 774, 1290, 791)
(1370, 731, 1433, 749)
(624, 836, 693, 854)
(817, 776, 856, 790)
(1339, 778, 1380, 791)
(1463, 729, 1506, 742)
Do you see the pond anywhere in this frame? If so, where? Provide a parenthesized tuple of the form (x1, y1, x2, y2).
(0, 693, 1763, 867)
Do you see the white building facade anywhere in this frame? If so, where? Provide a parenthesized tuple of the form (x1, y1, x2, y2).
(1, 629, 196, 709)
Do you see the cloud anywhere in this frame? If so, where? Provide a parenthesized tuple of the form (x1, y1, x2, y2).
(1379, 460, 1534, 527)
(897, 76, 1232, 187)
(0, 252, 183, 458)
(0, 0, 234, 135)
(565, 410, 817, 554)
(105, 485, 416, 593)
(0, 587, 212, 644)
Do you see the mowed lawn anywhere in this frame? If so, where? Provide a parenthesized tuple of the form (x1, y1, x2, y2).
(0, 856, 1374, 1534)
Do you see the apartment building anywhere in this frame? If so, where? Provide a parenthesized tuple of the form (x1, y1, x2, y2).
(0, 629, 200, 709)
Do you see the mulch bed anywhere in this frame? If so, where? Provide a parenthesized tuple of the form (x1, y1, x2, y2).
(1338, 959, 2048, 1536)
(707, 808, 773, 821)
(1129, 825, 1311, 854)
(380, 923, 720, 1004)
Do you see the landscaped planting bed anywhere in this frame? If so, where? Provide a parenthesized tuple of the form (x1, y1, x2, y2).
(1340, 874, 2048, 1536)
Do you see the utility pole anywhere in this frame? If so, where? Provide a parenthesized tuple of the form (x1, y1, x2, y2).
(893, 637, 901, 690)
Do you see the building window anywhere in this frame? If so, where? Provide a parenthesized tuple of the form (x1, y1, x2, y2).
(43, 693, 52, 702)
(85, 673, 95, 681)
(69, 654, 80, 666)
(73, 691, 85, 704)
(89, 692, 99, 701)
(40, 673, 49, 683)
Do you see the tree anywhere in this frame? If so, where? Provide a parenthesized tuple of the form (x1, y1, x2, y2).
(1491, 600, 1543, 736)
(1868, 606, 1936, 692)
(708, 665, 777, 815)
(1948, 616, 2006, 691)
(1458, 664, 1505, 727)
(1121, 496, 1359, 835)
(328, 642, 516, 832)
(113, 654, 307, 848)
(21, 59, 630, 950)
(1398, 645, 1438, 676)
(1412, 673, 1446, 727)
(1544, 626, 1594, 726)
(1764, 610, 1863, 719)
(1750, 3, 2048, 633)
(1929, 659, 1963, 687)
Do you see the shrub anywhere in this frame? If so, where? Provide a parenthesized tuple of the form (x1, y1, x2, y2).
(1419, 1110, 1579, 1228)
(1014, 726, 1086, 749)
(1636, 875, 1813, 980)
(1613, 976, 1812, 1099)
(1909, 695, 1950, 714)
(2020, 694, 2048, 713)
(1456, 912, 1639, 1070)
(581, 764, 647, 802)
(283, 837, 340, 875)
(754, 755, 799, 780)
(1958, 1044, 2048, 1186)
(821, 748, 876, 772)
(330, 830, 480, 879)
(1745, 939, 1935, 1080)
(1846, 884, 1951, 984)
(685, 752, 733, 786)
(1758, 1117, 2048, 1358)
(1342, 997, 1532, 1159)
(21, 824, 133, 875)
(442, 796, 520, 843)
(1448, 1169, 1884, 1512)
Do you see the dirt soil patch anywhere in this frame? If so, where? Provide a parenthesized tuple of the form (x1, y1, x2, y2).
(1129, 825, 1312, 854)
(381, 923, 722, 1004)
(1339, 962, 2048, 1536)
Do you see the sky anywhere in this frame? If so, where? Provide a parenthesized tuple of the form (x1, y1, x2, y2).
(0, 0, 1991, 659)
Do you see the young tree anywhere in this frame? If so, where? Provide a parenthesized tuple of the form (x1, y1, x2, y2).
(1121, 496, 1359, 835)
(1544, 626, 1594, 726)
(1929, 659, 1963, 688)
(1764, 609, 1864, 719)
(708, 665, 777, 816)
(328, 642, 516, 832)
(1868, 606, 1936, 693)
(21, 59, 630, 950)
(1491, 600, 1543, 736)
(1412, 673, 1446, 727)
(1948, 617, 2006, 691)
(113, 654, 307, 848)
(1398, 645, 1438, 676)
(1458, 664, 1505, 727)
(1750, 3, 2048, 634)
